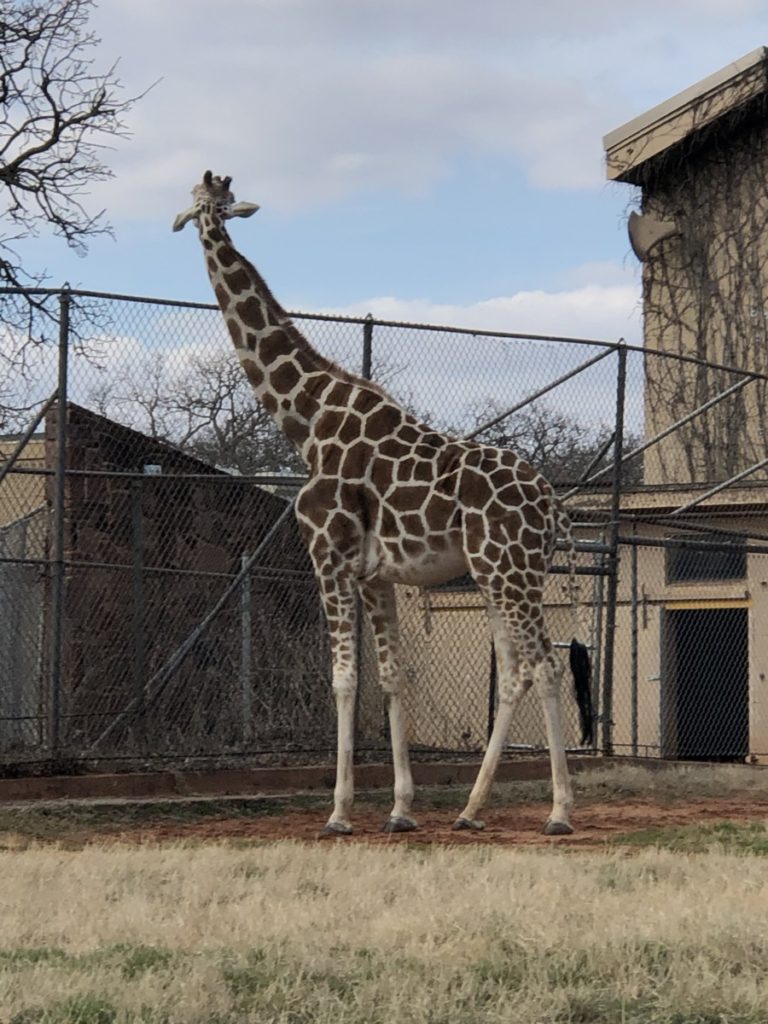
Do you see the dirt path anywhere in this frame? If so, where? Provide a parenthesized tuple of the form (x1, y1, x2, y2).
(100, 795, 768, 847)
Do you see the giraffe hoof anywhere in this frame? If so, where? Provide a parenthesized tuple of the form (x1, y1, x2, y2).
(321, 821, 353, 837)
(382, 816, 417, 833)
(452, 817, 485, 832)
(542, 820, 574, 836)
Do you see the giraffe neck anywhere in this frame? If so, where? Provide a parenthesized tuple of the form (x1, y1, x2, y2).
(197, 210, 359, 465)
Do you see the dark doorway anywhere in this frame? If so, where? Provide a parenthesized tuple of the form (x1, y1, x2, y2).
(662, 607, 749, 761)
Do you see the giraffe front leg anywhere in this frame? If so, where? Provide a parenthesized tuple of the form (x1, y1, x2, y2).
(359, 579, 417, 833)
(324, 657, 357, 836)
(317, 575, 359, 836)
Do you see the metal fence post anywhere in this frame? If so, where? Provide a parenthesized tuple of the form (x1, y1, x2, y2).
(355, 314, 374, 750)
(362, 313, 374, 380)
(48, 287, 70, 757)
(600, 342, 627, 756)
(130, 478, 147, 754)
(240, 552, 254, 747)
(630, 532, 639, 756)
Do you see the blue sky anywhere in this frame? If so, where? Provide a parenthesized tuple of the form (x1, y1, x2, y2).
(16, 0, 768, 346)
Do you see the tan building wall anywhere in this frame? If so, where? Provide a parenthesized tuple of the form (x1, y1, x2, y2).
(605, 49, 768, 486)
(640, 145, 768, 485)
(607, 505, 768, 762)
(747, 566, 768, 759)
(0, 436, 46, 527)
(395, 576, 589, 754)
(601, 51, 768, 761)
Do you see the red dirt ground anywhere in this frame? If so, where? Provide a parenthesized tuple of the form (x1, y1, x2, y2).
(108, 796, 768, 848)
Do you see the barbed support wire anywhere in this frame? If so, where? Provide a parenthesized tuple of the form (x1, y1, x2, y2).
(0, 390, 59, 488)
(562, 372, 758, 500)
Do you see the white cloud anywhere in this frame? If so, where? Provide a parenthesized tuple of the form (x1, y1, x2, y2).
(83, 0, 768, 218)
(320, 278, 642, 346)
(304, 270, 644, 430)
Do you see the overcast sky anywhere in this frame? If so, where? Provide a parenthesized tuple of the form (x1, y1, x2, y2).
(22, 0, 768, 345)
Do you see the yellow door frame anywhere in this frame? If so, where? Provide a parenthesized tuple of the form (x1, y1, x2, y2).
(664, 598, 751, 611)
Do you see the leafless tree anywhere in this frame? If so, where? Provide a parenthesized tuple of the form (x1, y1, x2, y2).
(465, 398, 643, 488)
(0, 0, 144, 330)
(87, 349, 304, 475)
(84, 340, 643, 484)
(171, 351, 305, 475)
(0, 0, 147, 436)
(0, 0, 148, 434)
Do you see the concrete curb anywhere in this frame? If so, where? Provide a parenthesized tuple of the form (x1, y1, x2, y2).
(0, 757, 601, 804)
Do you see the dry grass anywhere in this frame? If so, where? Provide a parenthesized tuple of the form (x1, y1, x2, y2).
(570, 759, 768, 802)
(2, 833, 768, 1023)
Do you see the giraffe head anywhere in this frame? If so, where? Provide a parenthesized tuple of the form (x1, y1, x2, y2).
(172, 170, 260, 232)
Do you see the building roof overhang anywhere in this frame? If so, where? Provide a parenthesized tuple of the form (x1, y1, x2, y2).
(604, 47, 768, 184)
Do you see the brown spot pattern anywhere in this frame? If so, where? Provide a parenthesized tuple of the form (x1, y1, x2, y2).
(224, 268, 252, 294)
(242, 362, 264, 389)
(226, 317, 242, 347)
(236, 296, 267, 331)
(270, 361, 302, 395)
(260, 331, 291, 365)
(365, 406, 402, 440)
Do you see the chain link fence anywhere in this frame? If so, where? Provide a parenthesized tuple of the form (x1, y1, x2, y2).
(1, 287, 767, 771)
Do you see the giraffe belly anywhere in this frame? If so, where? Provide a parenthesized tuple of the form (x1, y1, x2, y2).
(375, 539, 467, 587)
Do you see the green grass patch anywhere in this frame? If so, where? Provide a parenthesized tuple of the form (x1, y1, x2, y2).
(10, 993, 118, 1024)
(0, 943, 177, 978)
(614, 820, 768, 855)
(0, 796, 299, 844)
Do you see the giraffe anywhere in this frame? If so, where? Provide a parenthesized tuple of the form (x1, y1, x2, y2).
(174, 171, 591, 836)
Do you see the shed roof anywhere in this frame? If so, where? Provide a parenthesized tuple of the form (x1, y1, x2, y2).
(604, 47, 768, 183)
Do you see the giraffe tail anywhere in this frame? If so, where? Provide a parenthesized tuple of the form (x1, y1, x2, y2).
(569, 638, 594, 747)
(554, 498, 595, 747)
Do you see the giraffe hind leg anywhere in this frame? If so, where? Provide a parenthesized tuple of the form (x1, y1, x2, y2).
(458, 523, 575, 834)
(534, 650, 574, 834)
(454, 605, 532, 830)
(358, 578, 418, 833)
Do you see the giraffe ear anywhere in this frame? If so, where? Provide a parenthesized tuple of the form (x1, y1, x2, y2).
(172, 205, 197, 232)
(226, 201, 260, 220)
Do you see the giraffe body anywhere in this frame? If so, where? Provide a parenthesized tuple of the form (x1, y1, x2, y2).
(175, 172, 587, 836)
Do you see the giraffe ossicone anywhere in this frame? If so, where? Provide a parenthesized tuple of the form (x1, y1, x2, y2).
(173, 171, 260, 233)
(175, 171, 593, 838)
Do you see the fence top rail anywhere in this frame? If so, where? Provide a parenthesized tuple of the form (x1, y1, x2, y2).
(3, 284, 767, 383)
(7, 285, 768, 398)
(0, 285, 622, 349)
(4, 465, 308, 486)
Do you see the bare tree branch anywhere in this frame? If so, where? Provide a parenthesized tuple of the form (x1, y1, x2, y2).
(0, 0, 149, 430)
(464, 398, 644, 487)
(84, 349, 306, 475)
(0, 0, 146, 306)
